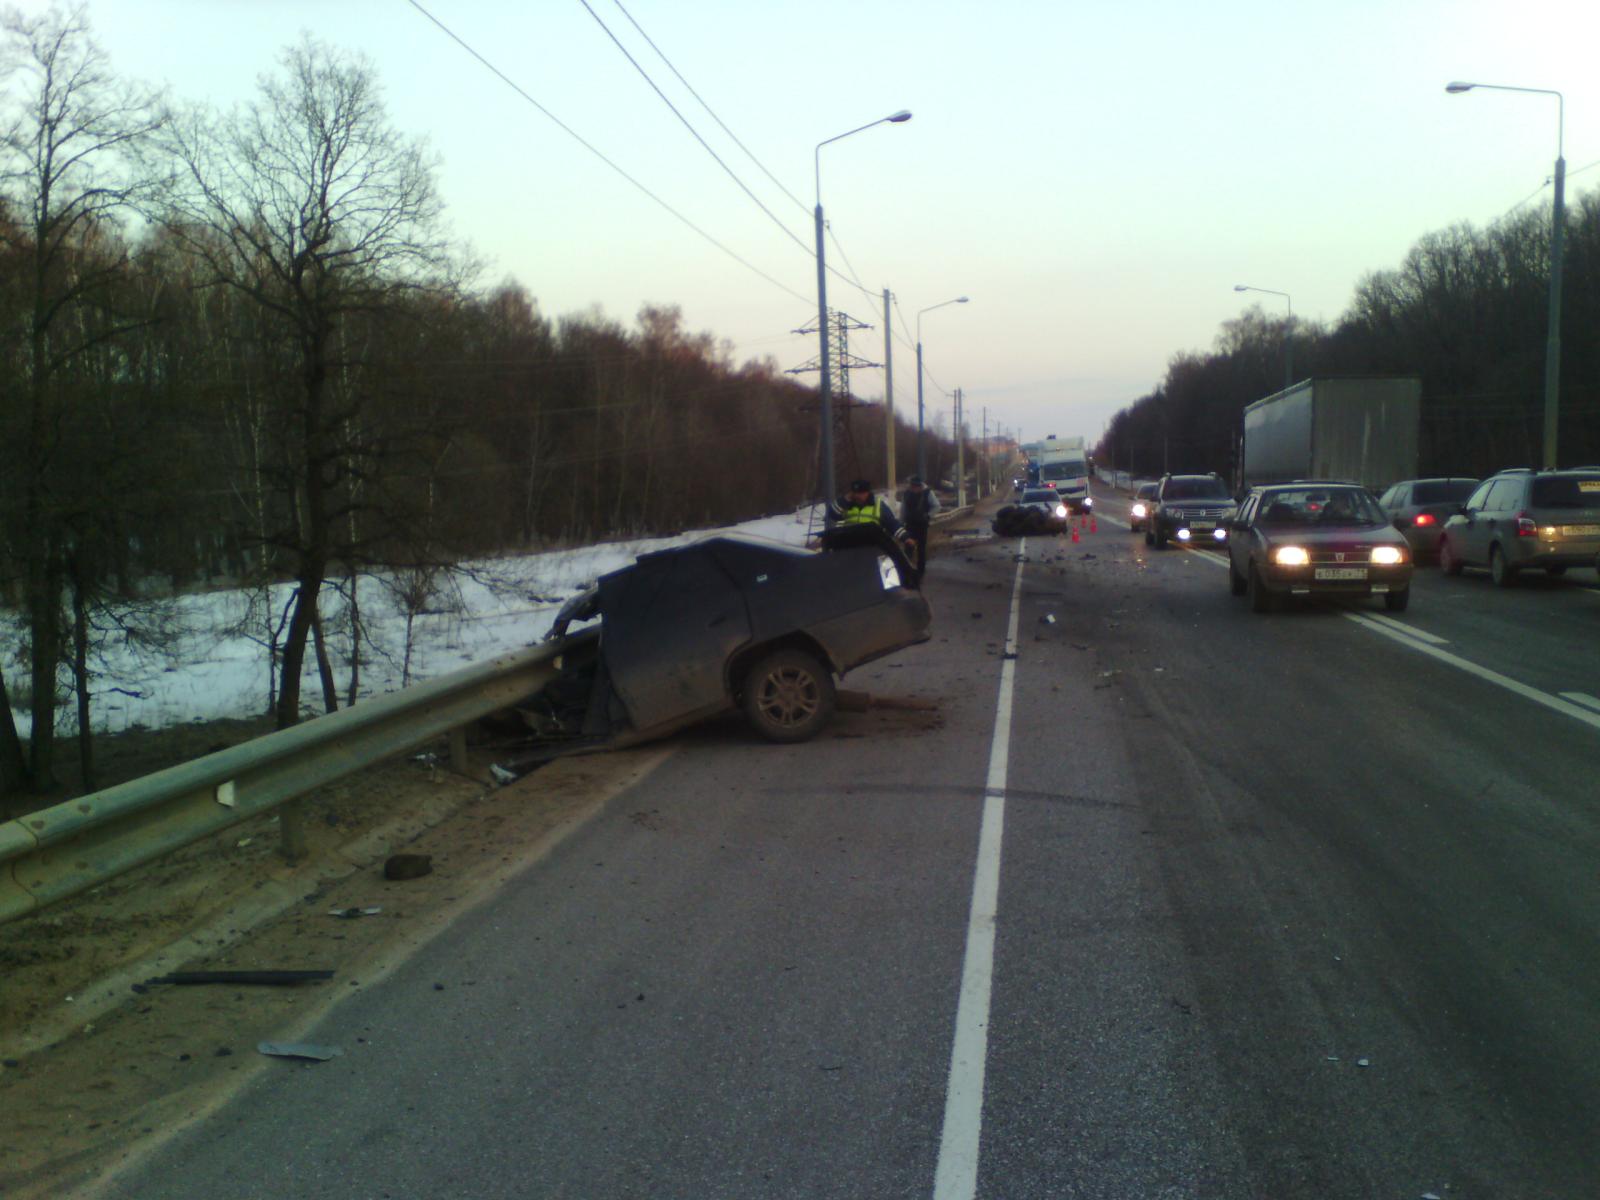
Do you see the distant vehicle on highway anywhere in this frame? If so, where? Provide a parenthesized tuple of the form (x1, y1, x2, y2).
(992, 488, 1070, 536)
(1438, 468, 1600, 585)
(1225, 482, 1414, 612)
(1128, 482, 1158, 533)
(1377, 477, 1479, 561)
(1147, 473, 1234, 548)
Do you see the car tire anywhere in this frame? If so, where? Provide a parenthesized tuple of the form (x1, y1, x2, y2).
(1248, 563, 1275, 613)
(742, 648, 837, 743)
(1489, 544, 1517, 587)
(1439, 537, 1463, 576)
(1143, 527, 1153, 546)
(1229, 556, 1247, 596)
(1153, 525, 1168, 549)
(1383, 587, 1410, 612)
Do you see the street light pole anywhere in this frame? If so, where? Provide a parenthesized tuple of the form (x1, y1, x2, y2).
(1232, 284, 1293, 392)
(813, 111, 911, 502)
(1447, 81, 1565, 469)
(915, 296, 969, 483)
(883, 288, 895, 493)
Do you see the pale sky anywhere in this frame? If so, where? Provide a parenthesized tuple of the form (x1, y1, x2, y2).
(15, 0, 1600, 445)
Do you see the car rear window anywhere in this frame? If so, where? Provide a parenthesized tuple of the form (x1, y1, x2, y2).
(1530, 474, 1600, 508)
(1411, 480, 1477, 504)
(1022, 491, 1060, 504)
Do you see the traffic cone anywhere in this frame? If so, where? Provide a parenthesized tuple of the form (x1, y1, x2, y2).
(1090, 514, 1098, 533)
(1070, 523, 1080, 544)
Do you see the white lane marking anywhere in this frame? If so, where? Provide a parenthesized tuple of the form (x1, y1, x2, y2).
(1559, 692, 1600, 714)
(1096, 513, 1131, 531)
(1363, 612, 1450, 646)
(933, 537, 1025, 1199)
(1345, 613, 1600, 733)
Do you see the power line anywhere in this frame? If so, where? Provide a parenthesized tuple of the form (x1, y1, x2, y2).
(607, 0, 810, 220)
(575, 0, 813, 261)
(403, 0, 813, 306)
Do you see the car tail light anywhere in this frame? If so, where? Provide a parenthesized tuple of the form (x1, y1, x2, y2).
(1413, 513, 1436, 527)
(1515, 512, 1538, 538)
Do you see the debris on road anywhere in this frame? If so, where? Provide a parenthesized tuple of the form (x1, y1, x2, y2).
(1357, 1058, 1371, 1068)
(384, 853, 433, 881)
(147, 970, 334, 987)
(1040, 614, 1056, 625)
(328, 906, 383, 919)
(257, 1042, 343, 1062)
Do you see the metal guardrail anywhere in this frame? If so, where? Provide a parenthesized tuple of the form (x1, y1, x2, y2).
(0, 642, 565, 927)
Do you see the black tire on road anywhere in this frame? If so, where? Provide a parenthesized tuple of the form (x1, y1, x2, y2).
(1153, 524, 1168, 549)
(1439, 536, 1463, 576)
(1383, 587, 1410, 612)
(742, 649, 837, 743)
(1229, 556, 1247, 596)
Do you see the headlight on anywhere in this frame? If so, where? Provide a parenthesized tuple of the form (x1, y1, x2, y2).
(1273, 546, 1309, 566)
(1054, 505, 1068, 519)
(1131, 503, 1147, 518)
(1084, 497, 1093, 508)
(1176, 528, 1191, 541)
(1213, 528, 1227, 541)
(1370, 546, 1404, 565)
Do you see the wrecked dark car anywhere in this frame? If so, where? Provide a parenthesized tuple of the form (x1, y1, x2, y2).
(495, 529, 931, 771)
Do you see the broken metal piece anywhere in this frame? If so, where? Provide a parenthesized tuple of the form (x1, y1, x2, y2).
(147, 970, 334, 987)
(257, 1041, 343, 1062)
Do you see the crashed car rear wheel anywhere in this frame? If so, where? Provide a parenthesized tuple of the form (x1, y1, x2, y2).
(743, 649, 837, 743)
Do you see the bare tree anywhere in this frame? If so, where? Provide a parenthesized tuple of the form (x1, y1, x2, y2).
(0, 2, 164, 791)
(159, 35, 459, 729)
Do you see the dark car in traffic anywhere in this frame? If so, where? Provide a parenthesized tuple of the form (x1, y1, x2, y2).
(497, 532, 932, 770)
(1147, 473, 1234, 548)
(1377, 477, 1479, 561)
(1438, 468, 1600, 584)
(1225, 482, 1415, 612)
(992, 488, 1071, 536)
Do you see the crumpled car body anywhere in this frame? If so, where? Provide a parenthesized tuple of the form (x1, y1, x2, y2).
(504, 531, 931, 763)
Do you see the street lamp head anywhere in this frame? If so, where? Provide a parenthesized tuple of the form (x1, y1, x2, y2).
(887, 110, 913, 123)
(956, 296, 969, 303)
(1445, 82, 1475, 94)
(1233, 284, 1248, 292)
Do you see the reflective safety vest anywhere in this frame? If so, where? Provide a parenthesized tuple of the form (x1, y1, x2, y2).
(839, 501, 882, 526)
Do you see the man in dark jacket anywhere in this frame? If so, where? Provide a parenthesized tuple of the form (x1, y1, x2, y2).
(899, 475, 940, 577)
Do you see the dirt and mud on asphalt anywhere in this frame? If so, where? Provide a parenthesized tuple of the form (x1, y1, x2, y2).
(0, 692, 946, 1198)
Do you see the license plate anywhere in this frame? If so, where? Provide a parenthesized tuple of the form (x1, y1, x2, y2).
(1314, 567, 1367, 580)
(1190, 521, 1215, 530)
(1563, 525, 1600, 536)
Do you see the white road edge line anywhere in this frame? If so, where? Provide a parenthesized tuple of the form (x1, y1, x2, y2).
(932, 536, 1025, 1199)
(1345, 613, 1600, 732)
(1559, 691, 1600, 714)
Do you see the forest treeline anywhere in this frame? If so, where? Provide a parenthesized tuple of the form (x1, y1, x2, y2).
(1099, 189, 1600, 480)
(0, 6, 936, 801)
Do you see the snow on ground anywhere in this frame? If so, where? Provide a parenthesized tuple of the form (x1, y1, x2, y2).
(4, 507, 823, 739)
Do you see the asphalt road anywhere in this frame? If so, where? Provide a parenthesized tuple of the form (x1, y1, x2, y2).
(103, 484, 1600, 1199)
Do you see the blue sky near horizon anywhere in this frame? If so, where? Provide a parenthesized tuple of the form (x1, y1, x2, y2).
(14, 0, 1598, 446)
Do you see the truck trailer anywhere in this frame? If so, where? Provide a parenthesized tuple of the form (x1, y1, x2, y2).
(1240, 377, 1421, 493)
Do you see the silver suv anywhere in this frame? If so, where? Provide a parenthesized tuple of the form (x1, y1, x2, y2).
(1438, 468, 1600, 584)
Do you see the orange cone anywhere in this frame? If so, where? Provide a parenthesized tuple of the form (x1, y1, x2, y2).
(1071, 523, 1080, 543)
(1090, 515, 1098, 533)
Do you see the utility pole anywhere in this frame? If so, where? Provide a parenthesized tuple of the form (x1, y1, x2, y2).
(981, 406, 988, 498)
(955, 388, 966, 507)
(788, 310, 880, 494)
(883, 288, 895, 494)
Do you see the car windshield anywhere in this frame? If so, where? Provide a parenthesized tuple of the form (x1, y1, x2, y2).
(1530, 474, 1600, 508)
(1137, 484, 1158, 498)
(1411, 479, 1478, 504)
(1256, 488, 1385, 526)
(1164, 478, 1229, 500)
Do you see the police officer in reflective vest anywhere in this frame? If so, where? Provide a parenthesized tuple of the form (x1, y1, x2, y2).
(826, 477, 907, 543)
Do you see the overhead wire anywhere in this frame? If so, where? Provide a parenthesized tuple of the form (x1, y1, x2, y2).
(575, 0, 814, 261)
(402, 0, 812, 306)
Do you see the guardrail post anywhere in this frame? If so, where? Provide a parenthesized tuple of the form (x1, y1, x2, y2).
(278, 800, 307, 862)
(449, 725, 469, 774)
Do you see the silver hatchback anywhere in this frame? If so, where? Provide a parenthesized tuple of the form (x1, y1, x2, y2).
(1439, 469, 1600, 584)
